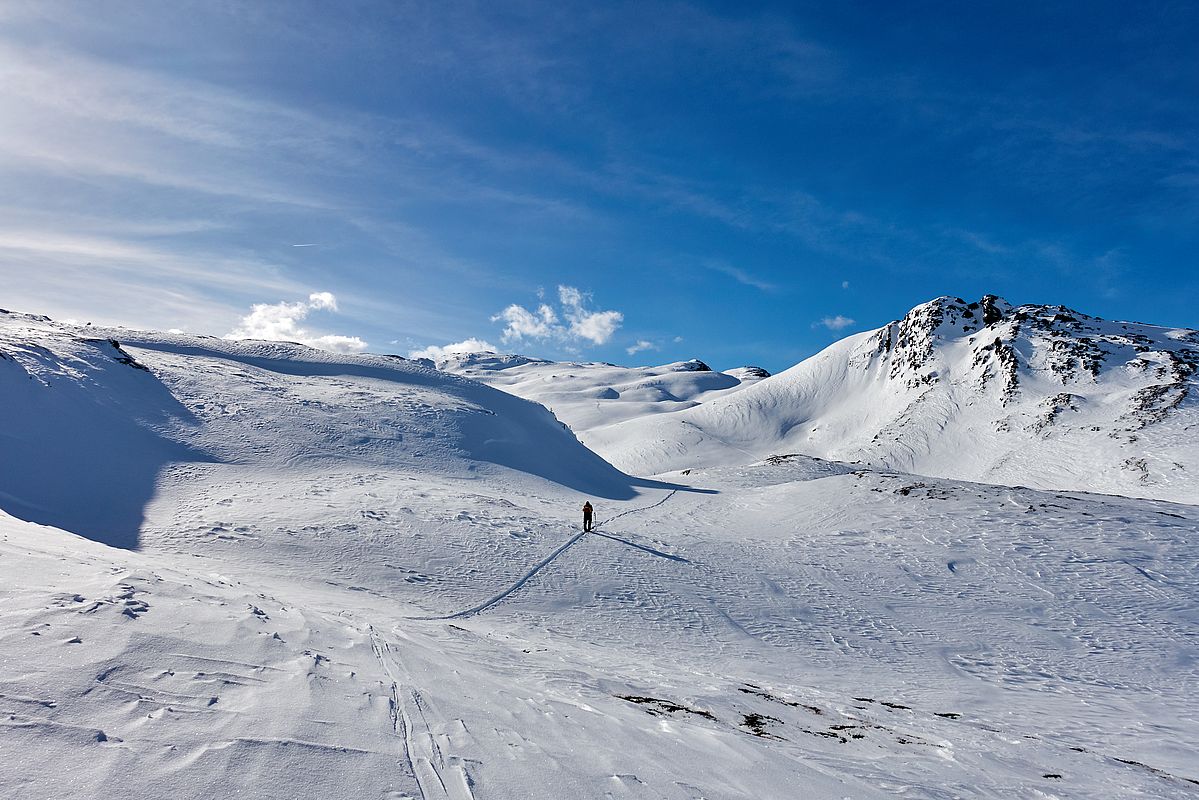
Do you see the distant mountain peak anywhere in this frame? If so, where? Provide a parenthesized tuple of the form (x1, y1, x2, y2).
(726, 365, 771, 380)
(423, 351, 552, 371)
(580, 295, 1197, 503)
(862, 295, 1198, 414)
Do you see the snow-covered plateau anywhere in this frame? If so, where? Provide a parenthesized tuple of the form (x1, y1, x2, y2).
(1, 300, 1196, 799)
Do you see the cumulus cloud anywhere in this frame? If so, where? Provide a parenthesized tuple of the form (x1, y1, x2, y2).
(569, 311, 623, 345)
(559, 285, 624, 344)
(225, 292, 367, 352)
(493, 285, 623, 346)
(816, 314, 855, 331)
(307, 291, 337, 310)
(626, 339, 656, 356)
(492, 303, 558, 341)
(408, 337, 497, 363)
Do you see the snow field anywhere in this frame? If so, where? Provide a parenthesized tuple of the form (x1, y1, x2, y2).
(1, 308, 1197, 798)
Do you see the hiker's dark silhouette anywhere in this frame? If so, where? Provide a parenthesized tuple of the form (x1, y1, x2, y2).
(582, 501, 594, 532)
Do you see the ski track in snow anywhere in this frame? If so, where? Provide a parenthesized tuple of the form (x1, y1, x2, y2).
(4, 310, 1199, 799)
(409, 490, 680, 620)
(369, 626, 476, 800)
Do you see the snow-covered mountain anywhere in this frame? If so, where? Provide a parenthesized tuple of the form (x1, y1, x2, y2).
(0, 310, 656, 548)
(2, 305, 1198, 799)
(578, 296, 1198, 503)
(437, 353, 770, 433)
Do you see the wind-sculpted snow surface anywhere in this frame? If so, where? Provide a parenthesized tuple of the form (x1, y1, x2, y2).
(2, 304, 1198, 798)
(2, 453, 1197, 798)
(0, 311, 658, 547)
(586, 296, 1199, 503)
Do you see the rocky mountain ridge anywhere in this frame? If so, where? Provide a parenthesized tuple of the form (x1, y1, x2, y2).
(867, 294, 1197, 435)
(573, 295, 1198, 503)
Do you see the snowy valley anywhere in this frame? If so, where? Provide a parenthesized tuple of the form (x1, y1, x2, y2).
(1, 299, 1197, 799)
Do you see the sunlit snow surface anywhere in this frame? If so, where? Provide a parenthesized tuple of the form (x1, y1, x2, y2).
(448, 297, 1199, 505)
(1, 309, 1197, 799)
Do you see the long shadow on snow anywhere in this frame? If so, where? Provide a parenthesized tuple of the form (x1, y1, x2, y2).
(0, 339, 214, 549)
(123, 338, 713, 501)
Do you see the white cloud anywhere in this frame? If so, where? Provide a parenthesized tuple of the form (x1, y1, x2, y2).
(555, 285, 582, 308)
(307, 291, 338, 311)
(0, 229, 301, 295)
(492, 285, 623, 346)
(492, 303, 557, 341)
(225, 292, 367, 353)
(569, 308, 623, 345)
(817, 314, 855, 331)
(842, 280, 850, 289)
(0, 42, 354, 209)
(707, 263, 776, 292)
(558, 285, 623, 345)
(409, 337, 497, 362)
(626, 339, 656, 355)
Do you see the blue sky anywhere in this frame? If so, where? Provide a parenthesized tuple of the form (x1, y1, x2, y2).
(1, 1, 1195, 372)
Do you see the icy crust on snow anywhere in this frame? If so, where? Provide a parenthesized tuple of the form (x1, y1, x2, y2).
(0, 312, 659, 547)
(588, 296, 1199, 503)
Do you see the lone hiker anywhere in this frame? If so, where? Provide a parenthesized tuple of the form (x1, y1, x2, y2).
(582, 501, 594, 532)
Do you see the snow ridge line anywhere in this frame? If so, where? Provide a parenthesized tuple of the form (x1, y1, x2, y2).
(409, 489, 679, 621)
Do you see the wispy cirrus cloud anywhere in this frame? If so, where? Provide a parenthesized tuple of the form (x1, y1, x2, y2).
(1, 2, 1191, 374)
(0, 41, 356, 209)
(0, 226, 311, 326)
(815, 315, 855, 331)
(0, 27, 570, 347)
(706, 262, 776, 292)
